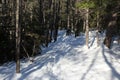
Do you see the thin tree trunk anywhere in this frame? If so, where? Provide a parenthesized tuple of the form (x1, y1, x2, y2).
(66, 0, 71, 35)
(54, 0, 60, 42)
(67, 14, 70, 33)
(49, 0, 53, 42)
(85, 8, 89, 48)
(96, 12, 99, 46)
(16, 0, 20, 73)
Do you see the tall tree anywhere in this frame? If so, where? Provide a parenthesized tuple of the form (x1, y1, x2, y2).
(85, 7, 89, 48)
(16, 0, 21, 73)
(66, 0, 71, 35)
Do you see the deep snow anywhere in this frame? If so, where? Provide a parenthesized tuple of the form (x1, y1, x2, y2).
(0, 30, 120, 80)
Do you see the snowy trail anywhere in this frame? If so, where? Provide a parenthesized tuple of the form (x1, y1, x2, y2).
(0, 30, 120, 80)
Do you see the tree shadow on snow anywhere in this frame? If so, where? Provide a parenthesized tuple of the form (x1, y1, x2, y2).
(18, 55, 58, 80)
(102, 44, 120, 80)
(18, 33, 87, 80)
(89, 35, 96, 48)
(80, 49, 99, 80)
(108, 50, 120, 60)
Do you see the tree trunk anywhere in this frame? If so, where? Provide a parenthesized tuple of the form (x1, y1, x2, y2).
(66, 0, 71, 35)
(104, 13, 117, 49)
(96, 12, 100, 46)
(53, 0, 60, 42)
(85, 8, 89, 48)
(16, 0, 20, 73)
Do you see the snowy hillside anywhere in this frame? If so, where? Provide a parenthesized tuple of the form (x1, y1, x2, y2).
(0, 30, 120, 80)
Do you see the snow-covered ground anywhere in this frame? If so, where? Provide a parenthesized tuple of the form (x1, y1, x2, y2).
(0, 30, 120, 80)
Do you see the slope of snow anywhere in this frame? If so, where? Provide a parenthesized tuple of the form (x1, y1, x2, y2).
(0, 30, 120, 80)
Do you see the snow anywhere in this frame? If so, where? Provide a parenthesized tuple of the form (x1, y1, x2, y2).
(0, 30, 120, 80)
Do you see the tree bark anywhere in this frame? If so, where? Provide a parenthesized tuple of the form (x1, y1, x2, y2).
(66, 0, 71, 35)
(85, 8, 89, 48)
(96, 11, 100, 46)
(16, 0, 20, 73)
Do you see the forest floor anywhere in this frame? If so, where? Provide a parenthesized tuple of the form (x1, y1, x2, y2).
(0, 30, 120, 80)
